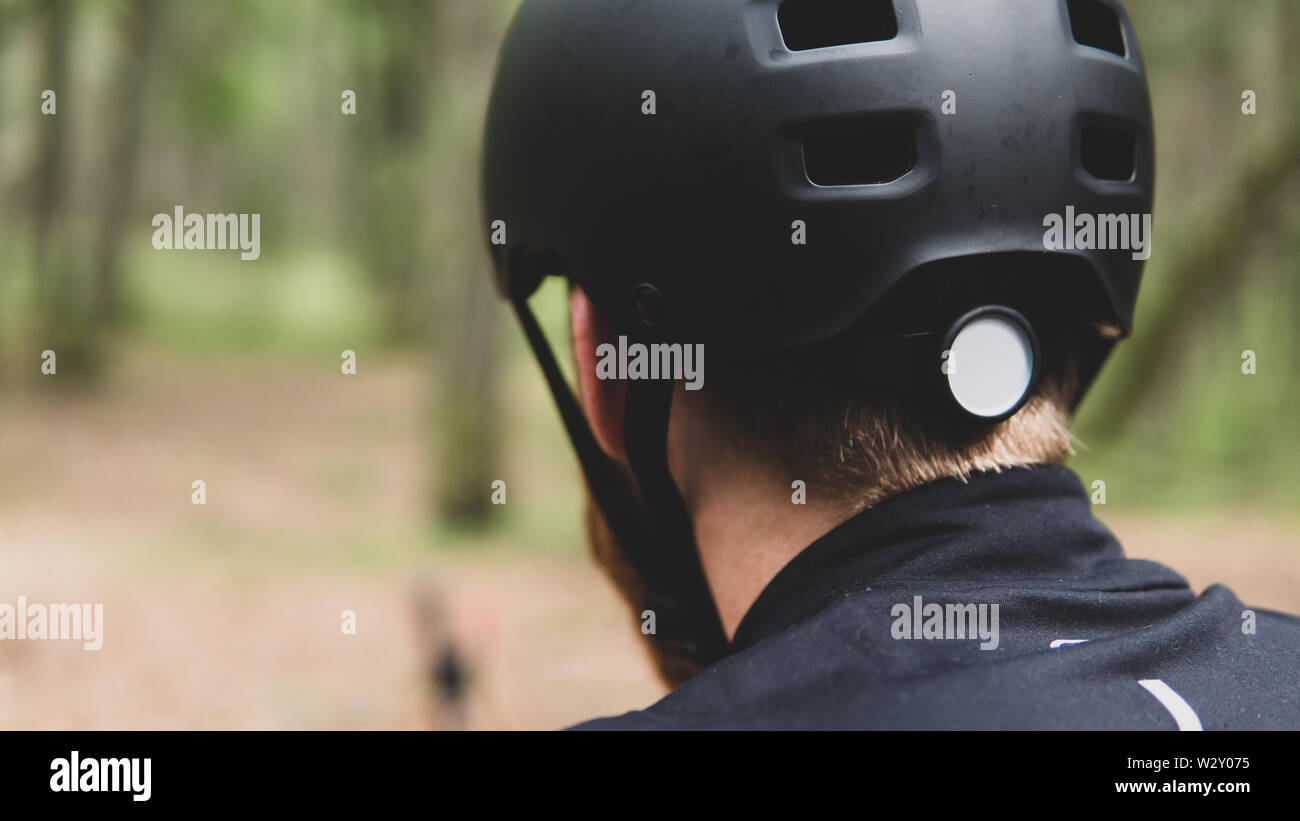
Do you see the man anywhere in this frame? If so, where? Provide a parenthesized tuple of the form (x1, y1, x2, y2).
(481, 0, 1300, 729)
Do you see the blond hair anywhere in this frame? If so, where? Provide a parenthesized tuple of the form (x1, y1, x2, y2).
(692, 359, 1078, 512)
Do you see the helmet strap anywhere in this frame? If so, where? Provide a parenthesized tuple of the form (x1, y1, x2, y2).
(509, 290, 728, 673)
(623, 377, 728, 670)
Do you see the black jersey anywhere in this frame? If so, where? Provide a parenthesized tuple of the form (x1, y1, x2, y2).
(573, 465, 1300, 730)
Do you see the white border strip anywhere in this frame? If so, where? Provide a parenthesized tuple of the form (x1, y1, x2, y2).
(1138, 679, 1203, 731)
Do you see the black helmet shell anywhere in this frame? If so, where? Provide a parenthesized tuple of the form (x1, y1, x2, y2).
(484, 0, 1154, 376)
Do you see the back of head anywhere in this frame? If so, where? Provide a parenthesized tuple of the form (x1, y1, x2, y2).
(482, 0, 1155, 682)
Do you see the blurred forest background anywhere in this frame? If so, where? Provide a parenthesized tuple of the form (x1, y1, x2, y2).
(0, 0, 1295, 729)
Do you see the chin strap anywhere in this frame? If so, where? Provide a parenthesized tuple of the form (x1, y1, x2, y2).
(623, 378, 728, 668)
(510, 290, 728, 672)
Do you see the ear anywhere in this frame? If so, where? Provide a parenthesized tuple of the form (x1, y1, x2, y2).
(571, 285, 628, 462)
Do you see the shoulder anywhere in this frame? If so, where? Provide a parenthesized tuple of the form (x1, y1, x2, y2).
(564, 583, 1300, 730)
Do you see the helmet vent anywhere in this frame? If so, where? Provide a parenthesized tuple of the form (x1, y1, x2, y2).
(777, 0, 898, 51)
(1067, 0, 1126, 57)
(802, 118, 915, 186)
(1080, 124, 1137, 181)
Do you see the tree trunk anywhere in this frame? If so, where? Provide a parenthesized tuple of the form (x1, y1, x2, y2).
(90, 0, 160, 327)
(31, 0, 71, 292)
(434, 263, 503, 524)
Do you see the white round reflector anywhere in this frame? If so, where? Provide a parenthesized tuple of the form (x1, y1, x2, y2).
(946, 314, 1035, 419)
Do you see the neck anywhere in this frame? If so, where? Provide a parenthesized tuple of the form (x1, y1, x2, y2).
(696, 486, 851, 641)
(670, 446, 857, 640)
(665, 386, 872, 640)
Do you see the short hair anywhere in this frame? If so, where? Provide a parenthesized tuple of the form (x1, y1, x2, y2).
(687, 357, 1078, 511)
(683, 260, 1095, 508)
